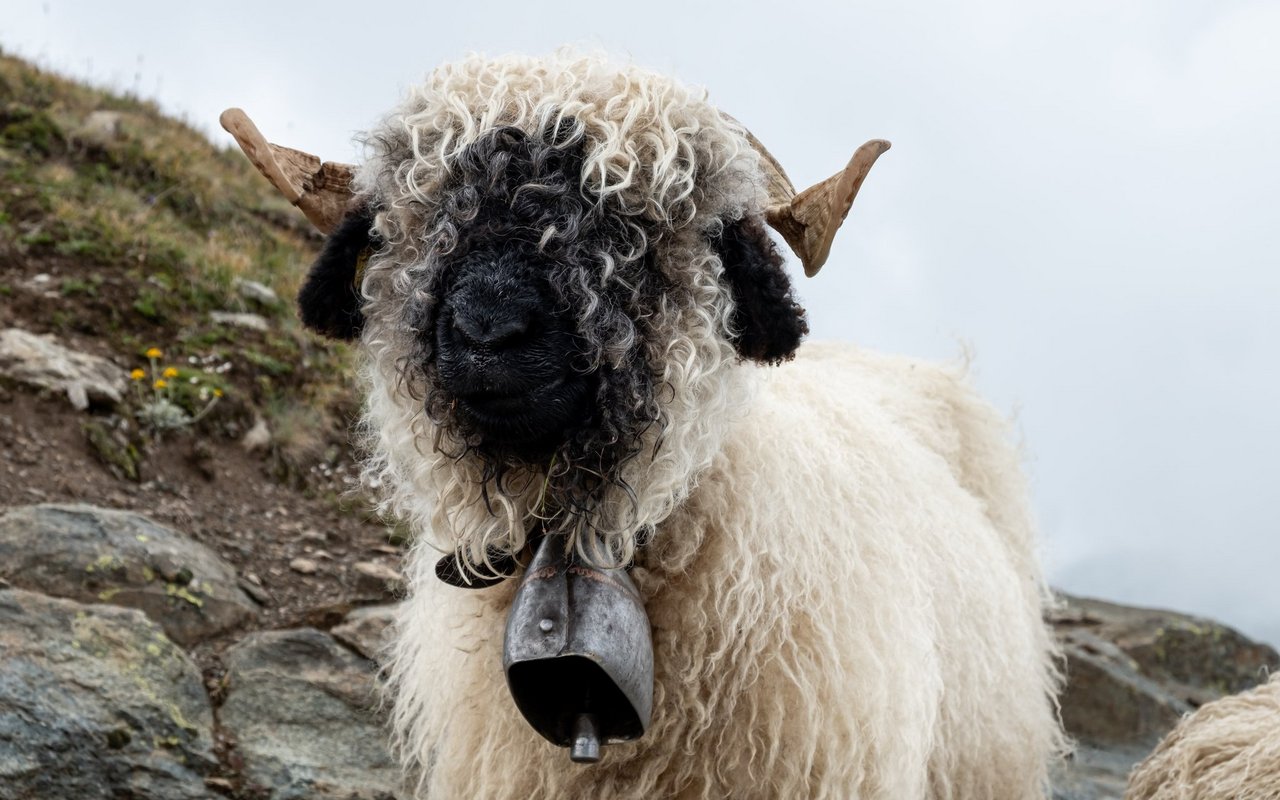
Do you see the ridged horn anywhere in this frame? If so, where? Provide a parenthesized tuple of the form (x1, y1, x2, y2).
(219, 108, 356, 234)
(747, 132, 891, 277)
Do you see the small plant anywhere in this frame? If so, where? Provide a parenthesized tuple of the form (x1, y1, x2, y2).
(130, 347, 223, 433)
(132, 289, 163, 320)
(59, 276, 99, 297)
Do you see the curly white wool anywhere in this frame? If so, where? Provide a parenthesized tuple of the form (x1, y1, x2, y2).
(351, 51, 1065, 798)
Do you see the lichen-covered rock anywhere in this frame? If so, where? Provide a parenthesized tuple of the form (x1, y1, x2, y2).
(0, 589, 216, 800)
(220, 628, 402, 799)
(1058, 594, 1279, 704)
(0, 504, 257, 646)
(0, 328, 128, 410)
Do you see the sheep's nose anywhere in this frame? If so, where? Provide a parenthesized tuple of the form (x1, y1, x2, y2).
(451, 306, 532, 351)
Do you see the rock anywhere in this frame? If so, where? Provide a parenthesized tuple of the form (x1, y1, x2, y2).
(208, 311, 269, 332)
(0, 504, 257, 646)
(1058, 627, 1192, 747)
(289, 557, 318, 575)
(353, 560, 405, 597)
(332, 604, 398, 662)
(1049, 592, 1280, 800)
(83, 418, 141, 481)
(0, 328, 127, 410)
(233, 278, 280, 307)
(1051, 745, 1141, 800)
(0, 589, 216, 799)
(237, 576, 273, 606)
(1055, 594, 1279, 705)
(75, 110, 125, 143)
(241, 415, 271, 452)
(220, 629, 402, 799)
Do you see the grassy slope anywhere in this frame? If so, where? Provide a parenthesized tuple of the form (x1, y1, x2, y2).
(0, 50, 355, 467)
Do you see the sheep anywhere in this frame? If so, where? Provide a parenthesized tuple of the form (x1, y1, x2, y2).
(222, 51, 1065, 799)
(1125, 674, 1280, 800)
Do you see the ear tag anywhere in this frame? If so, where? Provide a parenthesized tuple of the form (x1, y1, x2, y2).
(353, 247, 372, 289)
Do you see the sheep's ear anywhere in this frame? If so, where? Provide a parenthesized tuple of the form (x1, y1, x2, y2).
(297, 204, 375, 340)
(714, 216, 809, 364)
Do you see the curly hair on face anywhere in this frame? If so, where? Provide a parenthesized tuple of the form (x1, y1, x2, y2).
(393, 121, 670, 560)
(326, 53, 807, 575)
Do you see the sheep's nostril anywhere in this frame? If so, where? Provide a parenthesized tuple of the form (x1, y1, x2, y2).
(451, 309, 531, 350)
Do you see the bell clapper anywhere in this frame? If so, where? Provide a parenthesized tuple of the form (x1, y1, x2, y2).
(569, 712, 602, 764)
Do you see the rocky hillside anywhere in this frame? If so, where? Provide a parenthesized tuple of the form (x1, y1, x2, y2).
(1, 53, 1275, 800)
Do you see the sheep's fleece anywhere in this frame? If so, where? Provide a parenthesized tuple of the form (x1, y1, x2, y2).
(1126, 674, 1280, 800)
(332, 53, 1066, 798)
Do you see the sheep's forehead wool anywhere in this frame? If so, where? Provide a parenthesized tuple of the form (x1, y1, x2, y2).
(355, 53, 763, 570)
(357, 52, 764, 234)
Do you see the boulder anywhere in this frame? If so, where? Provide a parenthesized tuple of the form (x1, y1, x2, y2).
(0, 328, 127, 410)
(1056, 594, 1279, 705)
(220, 628, 402, 800)
(332, 604, 398, 662)
(1058, 627, 1192, 748)
(0, 504, 257, 646)
(0, 589, 216, 800)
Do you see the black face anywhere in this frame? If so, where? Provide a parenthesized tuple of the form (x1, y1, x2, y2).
(399, 121, 661, 484)
(298, 119, 808, 516)
(433, 247, 595, 455)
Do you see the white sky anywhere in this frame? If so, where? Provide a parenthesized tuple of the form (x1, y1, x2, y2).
(7, 1, 1279, 645)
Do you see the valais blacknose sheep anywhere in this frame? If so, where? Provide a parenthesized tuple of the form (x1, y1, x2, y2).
(223, 52, 1065, 799)
(1126, 674, 1280, 800)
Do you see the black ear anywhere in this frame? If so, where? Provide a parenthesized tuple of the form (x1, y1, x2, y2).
(713, 216, 809, 364)
(298, 204, 376, 340)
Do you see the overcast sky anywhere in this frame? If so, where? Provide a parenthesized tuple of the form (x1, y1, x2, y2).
(7, 1, 1279, 645)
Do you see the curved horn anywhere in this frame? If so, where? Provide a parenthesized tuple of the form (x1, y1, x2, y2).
(747, 133, 890, 277)
(219, 108, 356, 233)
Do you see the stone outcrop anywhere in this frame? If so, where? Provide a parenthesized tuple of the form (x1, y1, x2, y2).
(0, 504, 257, 646)
(0, 328, 127, 410)
(0, 589, 217, 800)
(220, 628, 403, 799)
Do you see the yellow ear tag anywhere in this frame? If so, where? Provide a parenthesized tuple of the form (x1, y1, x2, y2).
(353, 247, 371, 290)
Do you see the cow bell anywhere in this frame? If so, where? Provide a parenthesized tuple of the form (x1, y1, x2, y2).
(502, 534, 653, 764)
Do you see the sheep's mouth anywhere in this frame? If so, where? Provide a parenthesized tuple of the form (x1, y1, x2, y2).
(455, 373, 594, 454)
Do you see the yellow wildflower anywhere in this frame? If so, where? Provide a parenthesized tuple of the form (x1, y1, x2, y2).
(162, 367, 179, 378)
(144, 347, 163, 359)
(154, 379, 168, 389)
(130, 369, 146, 381)
(212, 388, 224, 398)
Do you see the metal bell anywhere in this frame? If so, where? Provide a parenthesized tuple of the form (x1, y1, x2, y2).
(502, 534, 653, 764)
